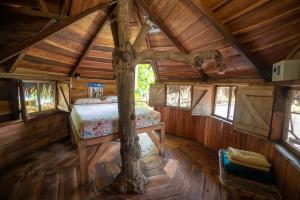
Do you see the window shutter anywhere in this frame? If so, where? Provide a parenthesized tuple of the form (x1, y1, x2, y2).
(149, 83, 165, 106)
(57, 82, 70, 112)
(191, 85, 213, 116)
(233, 86, 274, 139)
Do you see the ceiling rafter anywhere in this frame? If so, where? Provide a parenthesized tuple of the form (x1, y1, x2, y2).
(69, 5, 116, 76)
(0, 1, 116, 64)
(136, 0, 207, 81)
(8, 52, 27, 73)
(35, 0, 49, 13)
(287, 43, 300, 59)
(0, 3, 67, 20)
(133, 0, 160, 80)
(181, 0, 271, 81)
(61, 0, 71, 16)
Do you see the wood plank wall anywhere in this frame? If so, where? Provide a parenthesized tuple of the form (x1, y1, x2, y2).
(71, 78, 117, 103)
(0, 112, 69, 170)
(155, 106, 300, 200)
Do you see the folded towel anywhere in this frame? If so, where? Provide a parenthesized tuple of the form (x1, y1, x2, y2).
(227, 147, 271, 168)
(228, 156, 270, 172)
(221, 150, 274, 184)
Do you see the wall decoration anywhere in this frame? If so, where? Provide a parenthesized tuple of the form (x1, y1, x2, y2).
(88, 83, 103, 98)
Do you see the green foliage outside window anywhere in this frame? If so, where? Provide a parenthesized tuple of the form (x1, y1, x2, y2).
(135, 64, 155, 103)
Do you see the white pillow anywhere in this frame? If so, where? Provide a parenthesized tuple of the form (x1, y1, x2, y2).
(101, 96, 118, 103)
(73, 98, 102, 105)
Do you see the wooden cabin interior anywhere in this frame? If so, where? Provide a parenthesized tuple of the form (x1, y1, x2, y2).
(0, 0, 300, 199)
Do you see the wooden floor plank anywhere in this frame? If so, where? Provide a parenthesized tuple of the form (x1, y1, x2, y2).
(0, 133, 220, 200)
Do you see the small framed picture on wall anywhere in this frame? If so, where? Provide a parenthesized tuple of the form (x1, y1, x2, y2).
(88, 83, 103, 98)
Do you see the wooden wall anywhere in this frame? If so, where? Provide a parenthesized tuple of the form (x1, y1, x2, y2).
(0, 112, 69, 170)
(155, 106, 300, 200)
(71, 78, 117, 103)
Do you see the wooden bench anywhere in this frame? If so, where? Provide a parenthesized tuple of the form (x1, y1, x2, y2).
(218, 150, 282, 200)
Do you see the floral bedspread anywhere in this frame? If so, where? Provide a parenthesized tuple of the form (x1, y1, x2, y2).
(71, 103, 161, 139)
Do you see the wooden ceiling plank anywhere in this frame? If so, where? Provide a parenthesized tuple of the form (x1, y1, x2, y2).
(211, 0, 231, 12)
(136, 0, 207, 81)
(250, 33, 300, 53)
(222, 0, 270, 24)
(232, 6, 300, 35)
(35, 0, 49, 13)
(69, 5, 116, 76)
(0, 1, 116, 64)
(182, 0, 271, 81)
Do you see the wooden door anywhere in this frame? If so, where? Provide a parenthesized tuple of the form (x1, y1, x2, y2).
(233, 86, 274, 138)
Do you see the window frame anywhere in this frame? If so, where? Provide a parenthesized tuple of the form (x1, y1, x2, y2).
(166, 84, 192, 110)
(212, 85, 237, 122)
(22, 80, 58, 118)
(283, 89, 300, 156)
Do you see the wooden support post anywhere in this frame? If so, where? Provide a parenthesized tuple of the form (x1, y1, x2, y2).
(159, 123, 165, 156)
(134, 1, 160, 80)
(135, 50, 223, 68)
(78, 140, 87, 184)
(133, 22, 151, 50)
(111, 0, 145, 194)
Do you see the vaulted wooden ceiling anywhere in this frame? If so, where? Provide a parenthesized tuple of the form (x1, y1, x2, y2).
(0, 0, 299, 81)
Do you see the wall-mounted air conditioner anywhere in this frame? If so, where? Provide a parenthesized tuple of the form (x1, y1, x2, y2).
(272, 59, 300, 81)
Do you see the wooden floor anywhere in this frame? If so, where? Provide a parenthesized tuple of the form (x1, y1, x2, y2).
(0, 133, 220, 200)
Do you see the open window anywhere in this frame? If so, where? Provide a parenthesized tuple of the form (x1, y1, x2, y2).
(22, 81, 56, 116)
(166, 85, 192, 109)
(283, 89, 300, 153)
(21, 80, 70, 119)
(213, 86, 237, 121)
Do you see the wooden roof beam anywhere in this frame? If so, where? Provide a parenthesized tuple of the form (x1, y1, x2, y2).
(69, 5, 116, 76)
(35, 0, 49, 13)
(8, 52, 26, 73)
(0, 1, 116, 64)
(134, 1, 160, 80)
(0, 3, 67, 20)
(135, 0, 207, 81)
(181, 0, 271, 81)
(61, 0, 71, 16)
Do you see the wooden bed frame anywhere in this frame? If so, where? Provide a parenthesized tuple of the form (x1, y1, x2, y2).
(69, 116, 165, 184)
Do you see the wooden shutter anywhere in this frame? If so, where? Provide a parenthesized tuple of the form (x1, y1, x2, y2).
(57, 82, 70, 112)
(149, 83, 165, 106)
(191, 85, 213, 116)
(233, 86, 274, 138)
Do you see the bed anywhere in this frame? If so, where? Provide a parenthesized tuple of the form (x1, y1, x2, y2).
(69, 97, 165, 184)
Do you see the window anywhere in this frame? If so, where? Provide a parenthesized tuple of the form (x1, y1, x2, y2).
(166, 85, 191, 108)
(213, 86, 237, 121)
(23, 81, 56, 115)
(284, 90, 300, 152)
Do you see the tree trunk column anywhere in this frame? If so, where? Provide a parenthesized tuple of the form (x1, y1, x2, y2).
(111, 0, 145, 194)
